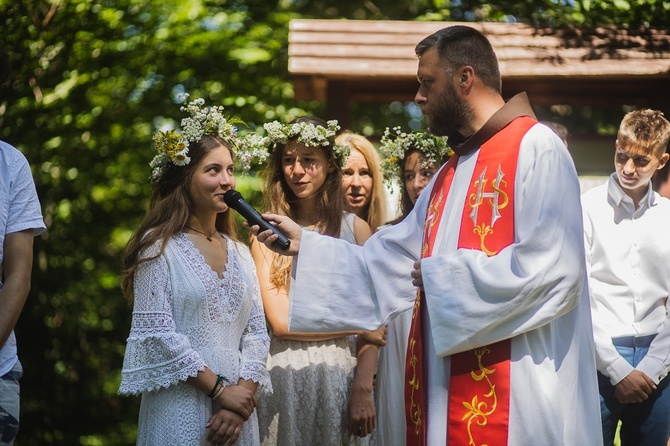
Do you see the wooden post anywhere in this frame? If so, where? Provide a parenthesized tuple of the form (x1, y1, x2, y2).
(326, 80, 350, 129)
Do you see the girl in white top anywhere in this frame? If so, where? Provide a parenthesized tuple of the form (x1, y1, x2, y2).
(119, 98, 271, 446)
(374, 129, 452, 446)
(251, 117, 385, 445)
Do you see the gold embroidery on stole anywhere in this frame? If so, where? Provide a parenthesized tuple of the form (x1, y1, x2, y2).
(460, 164, 509, 445)
(408, 188, 444, 435)
(461, 347, 499, 446)
(467, 165, 508, 256)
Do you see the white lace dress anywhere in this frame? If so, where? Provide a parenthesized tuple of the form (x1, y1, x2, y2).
(119, 233, 271, 446)
(258, 213, 370, 446)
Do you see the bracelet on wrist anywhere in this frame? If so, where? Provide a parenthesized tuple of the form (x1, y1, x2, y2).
(208, 374, 230, 399)
(216, 374, 229, 385)
(207, 382, 220, 398)
(211, 382, 226, 400)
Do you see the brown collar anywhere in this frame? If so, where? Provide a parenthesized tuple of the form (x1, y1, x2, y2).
(450, 92, 536, 156)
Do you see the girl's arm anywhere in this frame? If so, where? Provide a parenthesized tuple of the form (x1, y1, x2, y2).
(202, 368, 262, 444)
(350, 216, 382, 438)
(349, 335, 383, 437)
(188, 370, 257, 420)
(237, 378, 259, 395)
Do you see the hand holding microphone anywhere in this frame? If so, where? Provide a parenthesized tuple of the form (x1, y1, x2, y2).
(223, 190, 291, 251)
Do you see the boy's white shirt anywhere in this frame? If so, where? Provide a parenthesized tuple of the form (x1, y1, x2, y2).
(582, 173, 670, 385)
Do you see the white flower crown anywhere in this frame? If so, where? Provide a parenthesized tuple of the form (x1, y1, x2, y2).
(149, 95, 269, 183)
(379, 126, 453, 187)
(261, 119, 350, 169)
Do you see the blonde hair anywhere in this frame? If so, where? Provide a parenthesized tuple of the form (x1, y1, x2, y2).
(336, 131, 387, 231)
(617, 109, 670, 158)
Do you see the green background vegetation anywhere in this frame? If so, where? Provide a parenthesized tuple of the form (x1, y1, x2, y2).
(1, 1, 667, 444)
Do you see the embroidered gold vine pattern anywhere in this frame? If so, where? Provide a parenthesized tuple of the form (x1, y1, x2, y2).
(407, 183, 443, 437)
(460, 346, 498, 446)
(407, 308, 422, 435)
(473, 223, 497, 256)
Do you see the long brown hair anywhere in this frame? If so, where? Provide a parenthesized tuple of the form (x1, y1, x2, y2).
(398, 153, 417, 221)
(336, 131, 387, 231)
(121, 134, 236, 299)
(261, 116, 344, 288)
(390, 149, 451, 225)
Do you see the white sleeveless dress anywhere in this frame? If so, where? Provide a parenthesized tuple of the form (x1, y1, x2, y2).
(258, 213, 370, 446)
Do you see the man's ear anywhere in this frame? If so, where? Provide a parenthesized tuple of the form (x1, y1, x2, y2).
(658, 152, 670, 170)
(457, 66, 475, 93)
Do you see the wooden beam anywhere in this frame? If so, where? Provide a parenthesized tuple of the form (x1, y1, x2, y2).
(293, 76, 670, 108)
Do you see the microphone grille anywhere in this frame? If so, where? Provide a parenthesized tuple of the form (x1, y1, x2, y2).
(223, 189, 242, 206)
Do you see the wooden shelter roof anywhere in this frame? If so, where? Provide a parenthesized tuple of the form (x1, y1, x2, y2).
(288, 19, 670, 108)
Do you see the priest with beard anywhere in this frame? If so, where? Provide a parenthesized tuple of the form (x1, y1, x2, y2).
(250, 25, 602, 446)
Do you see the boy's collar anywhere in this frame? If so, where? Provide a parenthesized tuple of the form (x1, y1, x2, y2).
(608, 172, 655, 209)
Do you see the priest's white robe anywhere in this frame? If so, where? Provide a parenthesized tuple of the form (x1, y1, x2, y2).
(288, 124, 602, 445)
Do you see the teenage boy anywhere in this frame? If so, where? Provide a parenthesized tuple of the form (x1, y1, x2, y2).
(582, 109, 670, 446)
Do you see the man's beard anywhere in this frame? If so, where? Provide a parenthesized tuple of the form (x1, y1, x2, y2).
(427, 84, 473, 142)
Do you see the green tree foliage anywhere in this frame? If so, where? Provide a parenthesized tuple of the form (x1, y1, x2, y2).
(0, 1, 304, 444)
(0, 0, 667, 444)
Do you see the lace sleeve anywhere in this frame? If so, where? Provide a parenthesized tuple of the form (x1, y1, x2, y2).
(119, 242, 206, 395)
(236, 244, 272, 395)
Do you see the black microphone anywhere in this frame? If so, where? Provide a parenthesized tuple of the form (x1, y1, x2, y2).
(223, 189, 291, 250)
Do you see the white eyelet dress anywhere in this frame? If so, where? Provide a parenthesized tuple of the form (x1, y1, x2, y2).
(119, 234, 271, 445)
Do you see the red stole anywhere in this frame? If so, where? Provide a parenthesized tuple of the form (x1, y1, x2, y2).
(404, 116, 537, 445)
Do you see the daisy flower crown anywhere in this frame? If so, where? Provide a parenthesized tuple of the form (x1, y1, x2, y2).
(149, 95, 269, 183)
(379, 126, 453, 187)
(261, 119, 350, 169)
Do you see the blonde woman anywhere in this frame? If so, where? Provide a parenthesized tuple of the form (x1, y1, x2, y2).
(336, 131, 388, 231)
